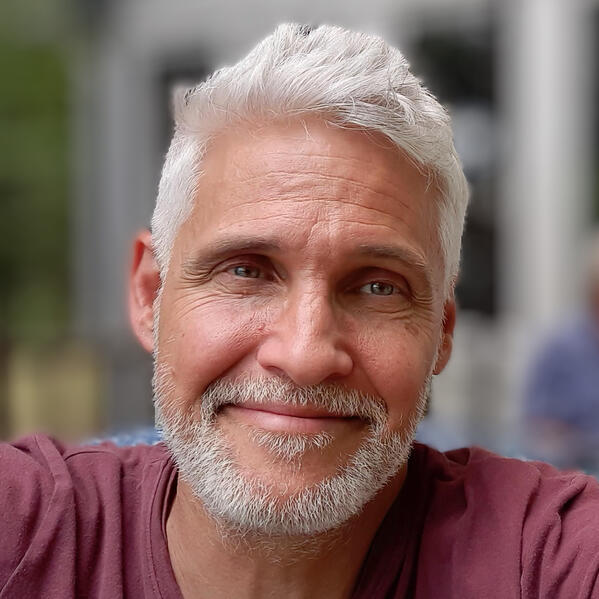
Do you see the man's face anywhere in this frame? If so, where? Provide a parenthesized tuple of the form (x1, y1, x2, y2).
(133, 118, 454, 534)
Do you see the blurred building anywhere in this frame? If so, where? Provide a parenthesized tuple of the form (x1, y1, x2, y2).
(6, 0, 597, 451)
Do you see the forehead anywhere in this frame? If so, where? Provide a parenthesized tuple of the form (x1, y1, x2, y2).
(174, 119, 443, 288)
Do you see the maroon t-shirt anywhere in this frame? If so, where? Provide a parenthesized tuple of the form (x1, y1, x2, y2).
(1, 436, 599, 598)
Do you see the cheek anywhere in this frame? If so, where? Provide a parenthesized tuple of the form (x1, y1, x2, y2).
(357, 326, 437, 430)
(158, 299, 272, 407)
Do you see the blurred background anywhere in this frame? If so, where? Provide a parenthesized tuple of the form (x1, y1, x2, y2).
(1, 0, 598, 470)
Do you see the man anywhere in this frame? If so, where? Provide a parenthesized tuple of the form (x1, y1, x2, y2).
(523, 232, 599, 472)
(2, 24, 599, 598)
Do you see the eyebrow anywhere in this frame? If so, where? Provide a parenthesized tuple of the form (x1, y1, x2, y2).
(182, 236, 282, 273)
(355, 243, 434, 290)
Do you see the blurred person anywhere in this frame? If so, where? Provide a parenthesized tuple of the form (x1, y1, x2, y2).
(523, 232, 599, 471)
(2, 24, 599, 599)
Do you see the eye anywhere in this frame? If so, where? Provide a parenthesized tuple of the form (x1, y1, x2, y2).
(360, 281, 396, 296)
(231, 264, 262, 278)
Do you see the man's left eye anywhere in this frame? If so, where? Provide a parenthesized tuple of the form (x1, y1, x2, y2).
(231, 265, 262, 278)
(360, 281, 396, 296)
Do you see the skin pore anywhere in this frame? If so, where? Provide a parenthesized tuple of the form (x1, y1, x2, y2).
(129, 118, 455, 599)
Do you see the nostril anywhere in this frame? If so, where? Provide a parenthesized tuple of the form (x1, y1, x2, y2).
(261, 365, 288, 379)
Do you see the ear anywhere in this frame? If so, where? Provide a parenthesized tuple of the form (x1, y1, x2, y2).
(433, 297, 456, 375)
(128, 229, 161, 354)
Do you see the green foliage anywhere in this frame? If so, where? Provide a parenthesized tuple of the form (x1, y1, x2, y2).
(0, 5, 70, 343)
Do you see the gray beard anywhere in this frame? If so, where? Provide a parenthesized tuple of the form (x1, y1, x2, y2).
(154, 372, 429, 537)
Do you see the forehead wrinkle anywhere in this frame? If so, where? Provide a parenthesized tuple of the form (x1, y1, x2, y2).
(226, 169, 422, 212)
(250, 149, 402, 180)
(242, 137, 427, 176)
(220, 195, 421, 228)
(216, 177, 423, 226)
(210, 191, 433, 254)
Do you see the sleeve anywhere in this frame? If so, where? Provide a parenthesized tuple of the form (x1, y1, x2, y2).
(521, 469, 599, 598)
(0, 435, 77, 597)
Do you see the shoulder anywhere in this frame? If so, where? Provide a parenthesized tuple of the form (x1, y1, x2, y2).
(0, 433, 168, 490)
(0, 435, 171, 593)
(411, 444, 599, 597)
(414, 443, 599, 521)
(0, 434, 170, 516)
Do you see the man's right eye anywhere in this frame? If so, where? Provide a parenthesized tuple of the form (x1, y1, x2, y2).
(231, 265, 262, 278)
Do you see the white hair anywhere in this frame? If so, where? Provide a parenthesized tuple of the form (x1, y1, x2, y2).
(152, 23, 469, 294)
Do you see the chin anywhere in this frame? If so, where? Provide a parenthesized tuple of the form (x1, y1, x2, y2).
(222, 420, 370, 490)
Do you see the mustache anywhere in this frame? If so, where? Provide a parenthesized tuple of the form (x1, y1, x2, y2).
(199, 377, 389, 425)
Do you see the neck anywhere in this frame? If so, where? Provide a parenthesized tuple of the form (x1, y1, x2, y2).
(166, 469, 406, 599)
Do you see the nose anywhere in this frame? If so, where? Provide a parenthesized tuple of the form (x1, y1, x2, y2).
(256, 286, 353, 386)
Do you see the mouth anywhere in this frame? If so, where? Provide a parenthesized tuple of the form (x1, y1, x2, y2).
(219, 403, 363, 434)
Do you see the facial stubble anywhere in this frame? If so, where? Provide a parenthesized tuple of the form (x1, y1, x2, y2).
(154, 368, 430, 538)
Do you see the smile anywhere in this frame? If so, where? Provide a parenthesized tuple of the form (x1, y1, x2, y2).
(220, 403, 362, 434)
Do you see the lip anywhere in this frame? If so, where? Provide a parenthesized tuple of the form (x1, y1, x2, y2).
(221, 403, 361, 434)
